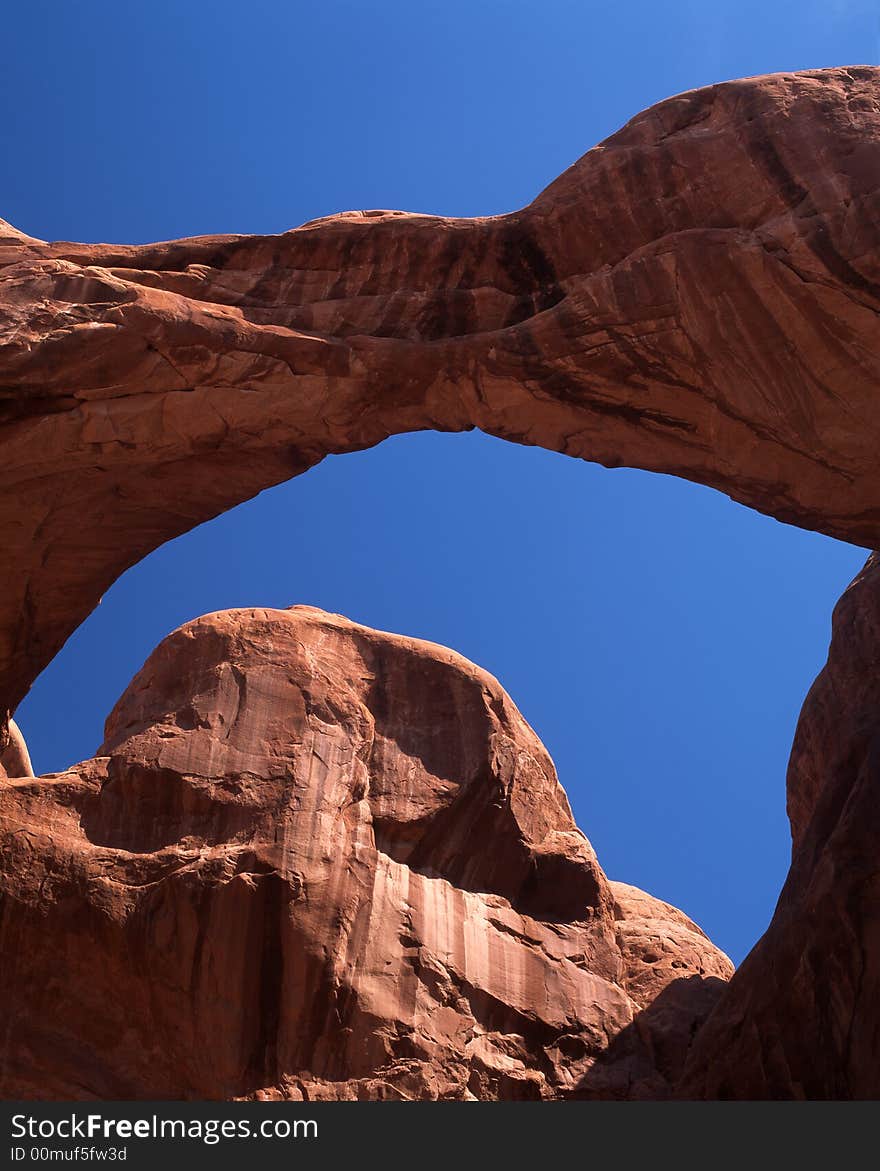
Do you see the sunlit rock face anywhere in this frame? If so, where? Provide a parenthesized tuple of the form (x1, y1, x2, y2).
(0, 718, 32, 780)
(0, 606, 731, 1100)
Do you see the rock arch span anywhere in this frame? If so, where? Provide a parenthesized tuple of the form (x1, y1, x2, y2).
(1, 65, 878, 720)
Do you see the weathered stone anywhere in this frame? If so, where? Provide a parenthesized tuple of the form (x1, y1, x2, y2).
(0, 718, 33, 780)
(0, 607, 731, 1099)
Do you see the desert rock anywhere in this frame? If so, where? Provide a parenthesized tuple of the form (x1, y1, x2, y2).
(0, 718, 33, 780)
(0, 67, 878, 723)
(0, 606, 731, 1099)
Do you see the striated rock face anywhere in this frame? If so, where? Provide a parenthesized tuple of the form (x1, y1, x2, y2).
(0, 607, 731, 1100)
(1, 65, 879, 723)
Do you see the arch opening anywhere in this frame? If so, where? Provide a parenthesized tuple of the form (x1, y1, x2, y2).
(13, 429, 864, 965)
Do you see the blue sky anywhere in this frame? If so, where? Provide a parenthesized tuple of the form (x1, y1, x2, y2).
(4, 0, 876, 963)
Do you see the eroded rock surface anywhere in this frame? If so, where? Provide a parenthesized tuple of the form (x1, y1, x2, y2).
(1, 66, 878, 722)
(0, 607, 731, 1100)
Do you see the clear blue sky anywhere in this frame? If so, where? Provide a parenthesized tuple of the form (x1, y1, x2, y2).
(4, 0, 876, 964)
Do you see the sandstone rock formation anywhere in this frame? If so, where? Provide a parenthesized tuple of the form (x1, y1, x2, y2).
(1, 66, 878, 728)
(0, 718, 33, 780)
(0, 606, 731, 1100)
(1, 65, 879, 1099)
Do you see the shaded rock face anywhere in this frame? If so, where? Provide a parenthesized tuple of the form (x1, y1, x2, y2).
(679, 554, 880, 1099)
(0, 607, 731, 1100)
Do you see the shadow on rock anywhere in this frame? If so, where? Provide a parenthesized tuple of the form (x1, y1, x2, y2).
(574, 974, 730, 1099)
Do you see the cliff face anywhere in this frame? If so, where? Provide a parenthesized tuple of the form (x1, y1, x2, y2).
(0, 607, 731, 1100)
(1, 65, 880, 1099)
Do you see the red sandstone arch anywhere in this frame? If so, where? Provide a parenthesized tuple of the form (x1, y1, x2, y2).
(1, 65, 878, 723)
